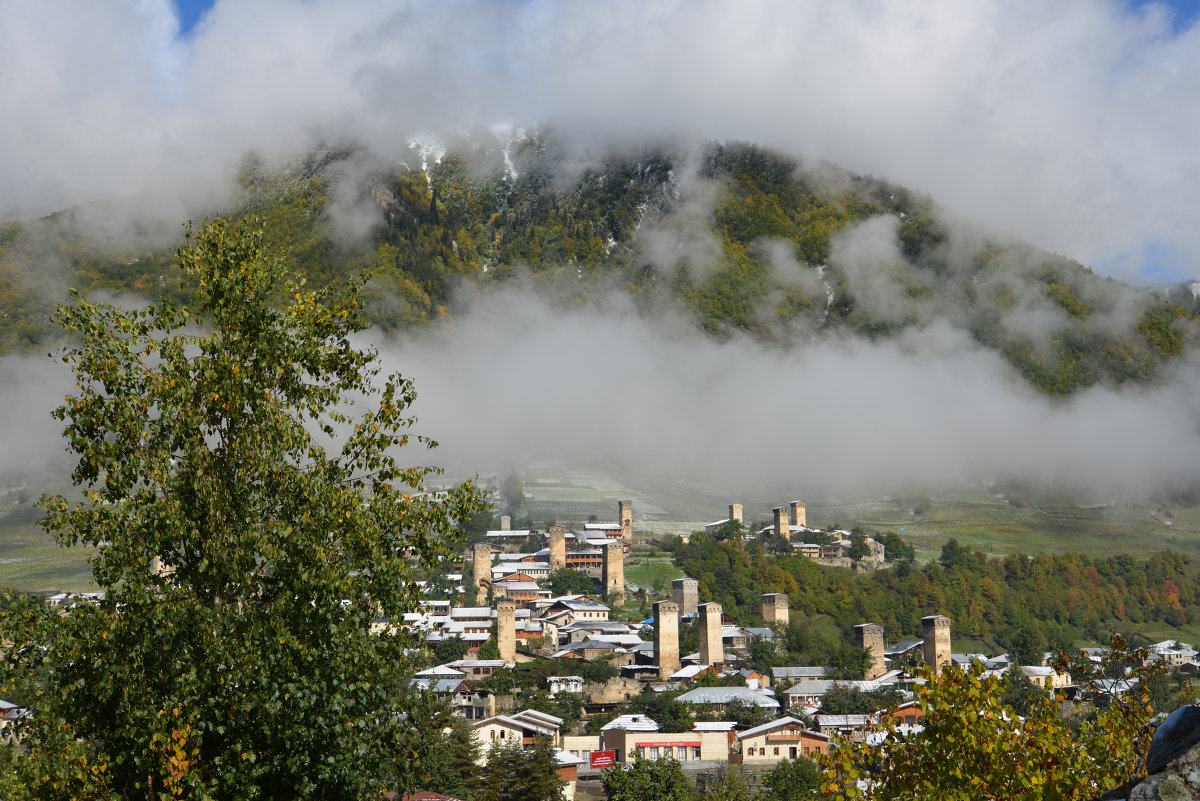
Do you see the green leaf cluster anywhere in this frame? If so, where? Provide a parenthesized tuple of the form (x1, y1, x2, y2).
(602, 754, 697, 801)
(1, 218, 485, 800)
(675, 531, 1200, 649)
(819, 637, 1159, 800)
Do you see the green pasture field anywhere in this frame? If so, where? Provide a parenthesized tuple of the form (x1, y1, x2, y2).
(0, 505, 96, 593)
(9, 460, 1200, 595)
(623, 556, 687, 594)
(813, 491, 1200, 561)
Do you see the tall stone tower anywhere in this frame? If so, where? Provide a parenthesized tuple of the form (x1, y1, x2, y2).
(472, 543, 493, 606)
(547, 527, 567, 570)
(729, 503, 744, 525)
(672, 578, 699, 617)
(654, 600, 681, 679)
(497, 600, 517, 665)
(699, 602, 724, 667)
(922, 614, 952, 677)
(500, 514, 512, 531)
(603, 542, 624, 604)
(790, 500, 807, 528)
(762, 593, 789, 628)
(619, 500, 633, 540)
(773, 507, 790, 538)
(856, 622, 887, 680)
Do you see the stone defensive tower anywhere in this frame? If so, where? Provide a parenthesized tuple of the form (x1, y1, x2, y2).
(672, 578, 699, 617)
(762, 593, 789, 628)
(699, 602, 724, 667)
(619, 500, 633, 540)
(497, 600, 517, 665)
(790, 500, 806, 528)
(856, 622, 887, 680)
(603, 542, 624, 604)
(922, 614, 952, 677)
(547, 526, 567, 570)
(500, 514, 512, 531)
(654, 600, 681, 679)
(472, 543, 493, 606)
(729, 503, 744, 525)
(773, 507, 790, 538)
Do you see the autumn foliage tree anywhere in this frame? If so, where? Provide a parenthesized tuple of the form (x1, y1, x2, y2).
(0, 218, 483, 800)
(819, 636, 1160, 801)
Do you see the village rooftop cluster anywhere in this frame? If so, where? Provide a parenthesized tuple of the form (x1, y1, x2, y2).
(377, 501, 1200, 797)
(7, 499, 1198, 799)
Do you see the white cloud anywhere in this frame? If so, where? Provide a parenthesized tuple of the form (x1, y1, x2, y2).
(357, 288, 1200, 498)
(1, 0, 1198, 279)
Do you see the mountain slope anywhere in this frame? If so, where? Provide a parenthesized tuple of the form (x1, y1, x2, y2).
(0, 134, 1194, 397)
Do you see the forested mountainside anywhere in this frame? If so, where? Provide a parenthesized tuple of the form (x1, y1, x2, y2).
(671, 530, 1200, 652)
(1, 134, 1195, 397)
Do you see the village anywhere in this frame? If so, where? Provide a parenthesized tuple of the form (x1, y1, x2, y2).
(384, 499, 1200, 800)
(5, 497, 1198, 800)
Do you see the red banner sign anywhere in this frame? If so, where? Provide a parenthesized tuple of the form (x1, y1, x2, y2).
(590, 750, 616, 769)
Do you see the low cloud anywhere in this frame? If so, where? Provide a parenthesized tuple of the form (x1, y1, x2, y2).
(0, 353, 74, 486)
(375, 289, 1200, 499)
(5, 285, 1199, 506)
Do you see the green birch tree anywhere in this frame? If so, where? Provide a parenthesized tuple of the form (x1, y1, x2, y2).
(0, 217, 483, 800)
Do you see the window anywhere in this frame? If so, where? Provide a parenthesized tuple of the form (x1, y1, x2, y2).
(647, 747, 659, 760)
(677, 747, 686, 760)
(693, 747, 701, 760)
(774, 747, 780, 756)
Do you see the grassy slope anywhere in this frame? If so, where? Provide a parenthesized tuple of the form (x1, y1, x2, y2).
(622, 556, 686, 594)
(811, 491, 1200, 562)
(0, 505, 95, 592)
(9, 460, 1200, 595)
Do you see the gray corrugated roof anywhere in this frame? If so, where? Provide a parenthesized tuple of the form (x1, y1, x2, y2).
(676, 687, 780, 708)
(771, 666, 831, 680)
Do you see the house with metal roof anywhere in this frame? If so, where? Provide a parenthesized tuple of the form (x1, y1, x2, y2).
(675, 686, 780, 713)
(737, 716, 830, 764)
(601, 714, 661, 732)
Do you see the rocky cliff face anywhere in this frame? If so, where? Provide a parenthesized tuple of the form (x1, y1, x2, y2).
(1102, 706, 1200, 800)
